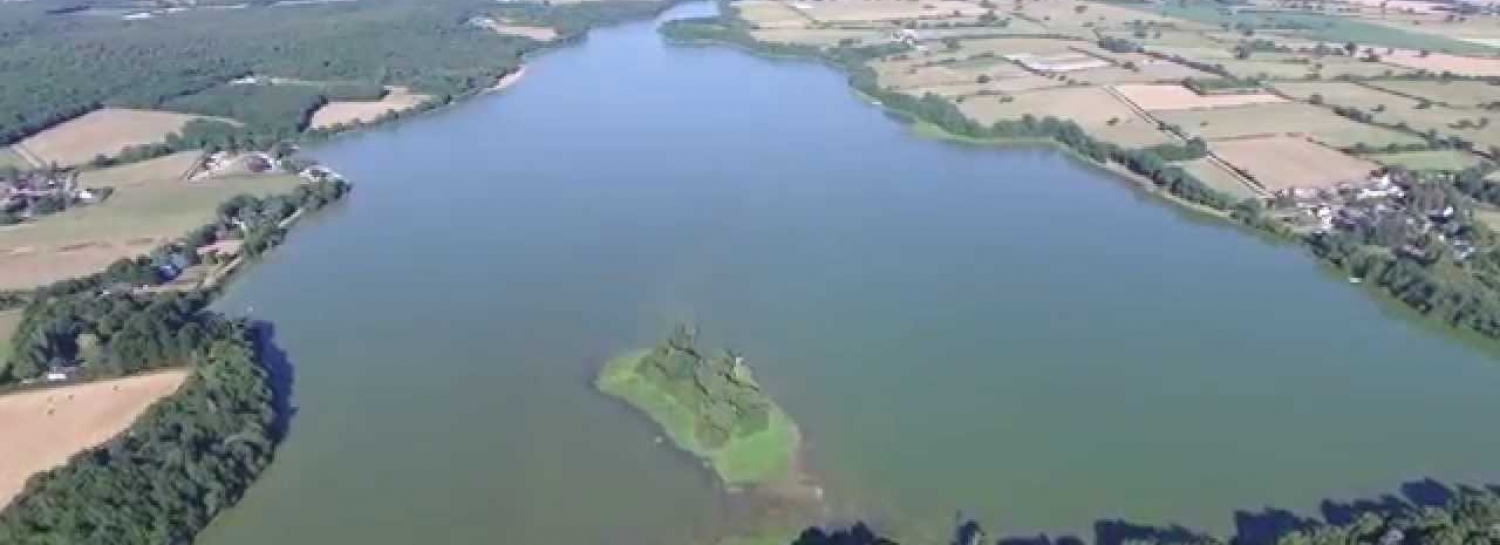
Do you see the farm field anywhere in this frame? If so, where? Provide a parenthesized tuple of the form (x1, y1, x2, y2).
(749, 27, 889, 46)
(0, 154, 301, 290)
(873, 56, 1037, 91)
(1113, 83, 1286, 111)
(735, 0, 809, 28)
(957, 87, 1175, 147)
(471, 17, 561, 40)
(15, 108, 229, 167)
(1364, 80, 1500, 109)
(0, 310, 20, 363)
(1153, 102, 1425, 148)
(1272, 81, 1500, 151)
(0, 147, 33, 169)
(0, 369, 190, 510)
(1380, 51, 1500, 77)
(1363, 149, 1487, 171)
(1010, 0, 1208, 38)
(1211, 57, 1407, 80)
(1117, 1, 1497, 54)
(76, 151, 204, 188)
(1175, 157, 1263, 199)
(1211, 136, 1379, 190)
(786, 0, 986, 24)
(309, 87, 430, 130)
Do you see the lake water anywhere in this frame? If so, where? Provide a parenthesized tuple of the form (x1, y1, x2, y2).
(202, 4, 1500, 544)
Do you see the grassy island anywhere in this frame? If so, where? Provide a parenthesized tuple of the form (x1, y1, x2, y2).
(597, 327, 798, 487)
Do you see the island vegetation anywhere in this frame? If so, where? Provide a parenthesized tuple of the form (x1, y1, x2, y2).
(596, 327, 799, 487)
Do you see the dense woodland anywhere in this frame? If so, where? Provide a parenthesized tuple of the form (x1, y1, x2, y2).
(662, 17, 1238, 211)
(792, 483, 1500, 545)
(0, 318, 279, 545)
(0, 0, 670, 147)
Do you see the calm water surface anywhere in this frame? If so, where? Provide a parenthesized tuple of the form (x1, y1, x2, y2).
(203, 4, 1500, 543)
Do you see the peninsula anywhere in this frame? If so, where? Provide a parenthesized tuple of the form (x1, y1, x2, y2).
(597, 327, 800, 487)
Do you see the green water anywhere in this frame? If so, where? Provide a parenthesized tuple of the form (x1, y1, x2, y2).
(202, 4, 1500, 543)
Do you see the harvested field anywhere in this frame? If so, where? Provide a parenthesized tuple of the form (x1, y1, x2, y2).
(0, 369, 190, 510)
(1211, 136, 1378, 190)
(1364, 79, 1500, 109)
(1114, 83, 1287, 111)
(16, 108, 229, 167)
(309, 87, 430, 130)
(957, 86, 1175, 147)
(736, 0, 810, 28)
(0, 155, 301, 290)
(1381, 51, 1500, 77)
(788, 0, 986, 23)
(1152, 102, 1425, 148)
(1363, 149, 1487, 171)
(750, 28, 889, 46)
(1176, 157, 1263, 199)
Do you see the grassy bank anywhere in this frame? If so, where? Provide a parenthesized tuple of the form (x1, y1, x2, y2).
(596, 343, 799, 487)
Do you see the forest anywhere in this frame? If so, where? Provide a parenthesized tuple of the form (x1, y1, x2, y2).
(660, 17, 1239, 212)
(0, 317, 280, 545)
(0, 0, 671, 147)
(792, 481, 1500, 545)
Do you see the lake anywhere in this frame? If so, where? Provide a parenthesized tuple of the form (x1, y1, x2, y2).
(201, 4, 1500, 544)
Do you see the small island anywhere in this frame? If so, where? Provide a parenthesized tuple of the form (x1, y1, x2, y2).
(596, 327, 799, 487)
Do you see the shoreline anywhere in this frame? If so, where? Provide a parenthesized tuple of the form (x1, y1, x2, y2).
(484, 65, 528, 94)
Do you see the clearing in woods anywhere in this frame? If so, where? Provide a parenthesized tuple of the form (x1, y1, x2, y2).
(0, 369, 191, 510)
(308, 87, 431, 130)
(15, 109, 233, 167)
